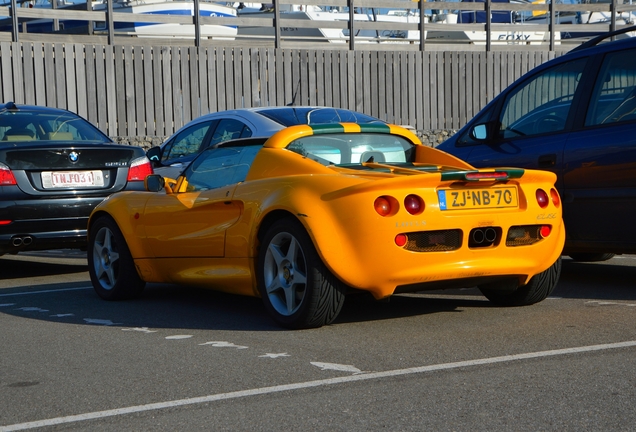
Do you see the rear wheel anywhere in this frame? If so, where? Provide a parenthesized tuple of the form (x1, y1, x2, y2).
(568, 253, 615, 262)
(88, 217, 145, 301)
(479, 257, 562, 306)
(257, 218, 346, 329)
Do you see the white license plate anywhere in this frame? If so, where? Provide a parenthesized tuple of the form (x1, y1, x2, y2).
(41, 170, 105, 189)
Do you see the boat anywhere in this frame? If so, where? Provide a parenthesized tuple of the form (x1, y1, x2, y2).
(236, 3, 422, 44)
(0, 0, 238, 39)
(235, 0, 558, 45)
(425, 0, 558, 45)
(514, 0, 636, 40)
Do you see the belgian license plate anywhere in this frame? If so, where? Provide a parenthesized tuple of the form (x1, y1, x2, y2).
(41, 170, 105, 189)
(438, 187, 518, 210)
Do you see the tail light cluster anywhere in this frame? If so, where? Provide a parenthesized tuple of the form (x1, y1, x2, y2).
(0, 163, 17, 186)
(127, 156, 154, 182)
(536, 188, 561, 209)
(374, 194, 425, 217)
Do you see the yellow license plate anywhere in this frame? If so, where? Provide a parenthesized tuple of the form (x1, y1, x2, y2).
(438, 187, 518, 210)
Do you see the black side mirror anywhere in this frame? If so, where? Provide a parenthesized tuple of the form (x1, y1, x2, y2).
(144, 174, 165, 192)
(146, 146, 162, 166)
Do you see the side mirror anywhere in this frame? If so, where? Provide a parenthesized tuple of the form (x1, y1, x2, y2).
(144, 174, 165, 192)
(470, 124, 488, 141)
(146, 147, 162, 166)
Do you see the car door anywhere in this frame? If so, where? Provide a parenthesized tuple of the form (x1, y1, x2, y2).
(561, 48, 636, 248)
(455, 57, 590, 193)
(142, 146, 256, 258)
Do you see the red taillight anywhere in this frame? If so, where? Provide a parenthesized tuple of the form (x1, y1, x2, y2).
(536, 189, 549, 208)
(540, 225, 552, 238)
(374, 196, 393, 217)
(0, 164, 17, 186)
(550, 188, 560, 207)
(127, 157, 154, 182)
(404, 194, 424, 215)
(465, 171, 509, 181)
(0, 220, 12, 225)
(395, 233, 407, 247)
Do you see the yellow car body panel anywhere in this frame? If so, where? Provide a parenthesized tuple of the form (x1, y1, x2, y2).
(89, 123, 565, 302)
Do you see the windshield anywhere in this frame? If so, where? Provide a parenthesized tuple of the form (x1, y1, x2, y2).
(0, 111, 110, 143)
(257, 107, 384, 127)
(286, 133, 415, 166)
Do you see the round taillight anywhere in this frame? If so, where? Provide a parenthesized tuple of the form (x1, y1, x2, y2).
(374, 196, 393, 217)
(404, 194, 424, 215)
(395, 234, 407, 247)
(540, 225, 552, 238)
(550, 188, 560, 207)
(536, 189, 549, 209)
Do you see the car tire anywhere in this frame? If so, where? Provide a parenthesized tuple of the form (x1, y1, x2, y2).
(257, 218, 346, 329)
(88, 216, 145, 301)
(478, 257, 562, 306)
(568, 253, 615, 262)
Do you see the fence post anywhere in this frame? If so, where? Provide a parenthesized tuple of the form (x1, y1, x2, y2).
(486, 0, 491, 52)
(348, 0, 355, 51)
(194, 0, 201, 46)
(10, 0, 18, 43)
(274, 0, 281, 49)
(419, 0, 425, 51)
(107, 0, 114, 45)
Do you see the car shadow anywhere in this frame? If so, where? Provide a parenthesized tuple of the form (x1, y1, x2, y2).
(1, 256, 634, 331)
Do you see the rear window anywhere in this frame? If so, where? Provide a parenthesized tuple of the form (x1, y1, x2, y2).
(0, 111, 110, 143)
(257, 107, 384, 127)
(286, 133, 414, 165)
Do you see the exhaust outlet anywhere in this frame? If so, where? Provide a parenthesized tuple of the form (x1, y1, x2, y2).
(485, 228, 497, 243)
(22, 236, 33, 246)
(11, 236, 23, 247)
(472, 229, 485, 244)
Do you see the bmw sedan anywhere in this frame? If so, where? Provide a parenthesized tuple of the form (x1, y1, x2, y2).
(0, 102, 153, 256)
(146, 106, 385, 178)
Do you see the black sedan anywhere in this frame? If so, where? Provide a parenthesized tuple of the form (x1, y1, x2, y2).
(0, 102, 152, 256)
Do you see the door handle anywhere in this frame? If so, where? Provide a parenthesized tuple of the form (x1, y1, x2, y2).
(538, 154, 556, 168)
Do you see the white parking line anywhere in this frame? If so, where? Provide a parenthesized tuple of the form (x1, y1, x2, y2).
(0, 287, 92, 297)
(2, 340, 635, 431)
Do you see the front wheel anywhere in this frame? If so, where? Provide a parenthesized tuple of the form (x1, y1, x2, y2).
(257, 218, 346, 329)
(479, 257, 562, 306)
(88, 216, 145, 301)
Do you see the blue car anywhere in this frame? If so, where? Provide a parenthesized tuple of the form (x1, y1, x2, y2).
(437, 27, 636, 262)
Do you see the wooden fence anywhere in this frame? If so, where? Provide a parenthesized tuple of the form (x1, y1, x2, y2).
(0, 41, 566, 139)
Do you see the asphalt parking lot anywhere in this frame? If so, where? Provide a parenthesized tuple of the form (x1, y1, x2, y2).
(1, 252, 635, 431)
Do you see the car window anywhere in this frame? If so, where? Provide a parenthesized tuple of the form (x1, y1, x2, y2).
(585, 48, 636, 126)
(498, 58, 587, 139)
(257, 107, 383, 126)
(183, 145, 261, 192)
(210, 119, 252, 146)
(0, 111, 109, 142)
(162, 121, 214, 163)
(286, 133, 414, 165)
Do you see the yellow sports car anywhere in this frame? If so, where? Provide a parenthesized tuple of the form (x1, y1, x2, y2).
(87, 123, 565, 329)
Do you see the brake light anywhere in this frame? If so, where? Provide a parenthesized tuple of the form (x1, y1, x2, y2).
(404, 194, 424, 215)
(550, 188, 560, 207)
(0, 163, 17, 186)
(0, 220, 12, 225)
(127, 156, 153, 182)
(536, 189, 549, 208)
(374, 196, 393, 217)
(465, 171, 509, 181)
